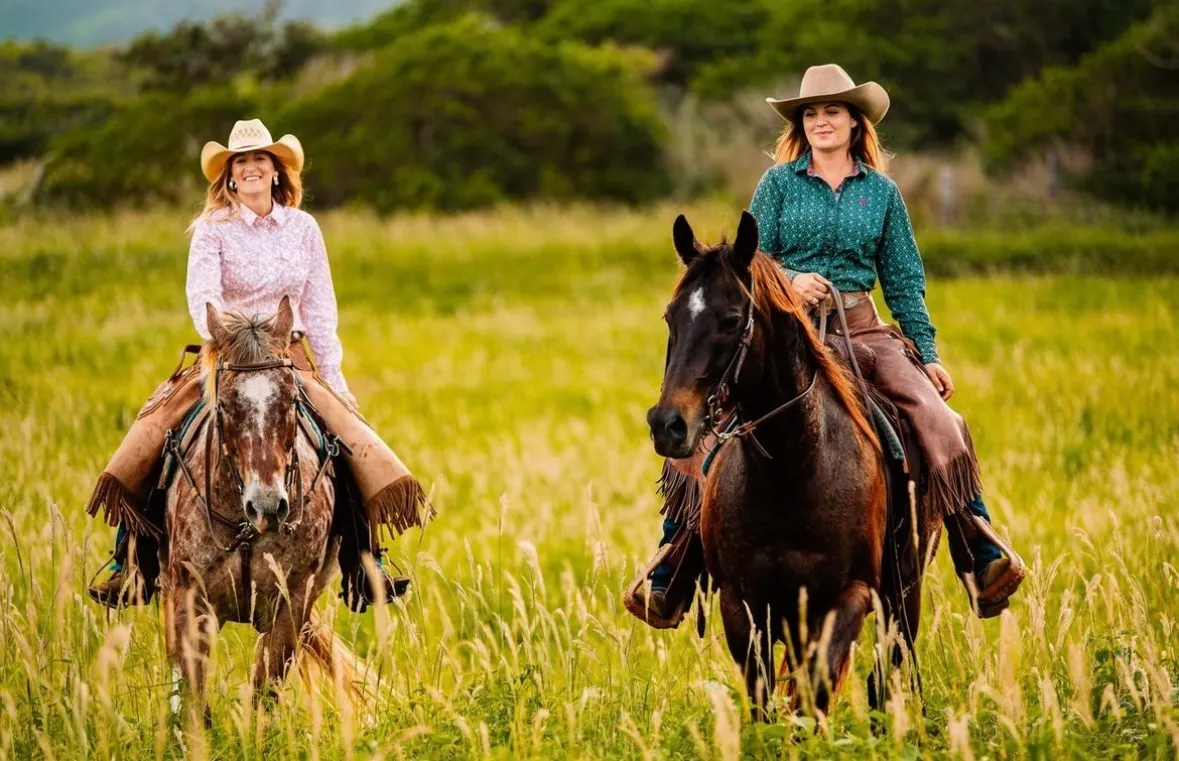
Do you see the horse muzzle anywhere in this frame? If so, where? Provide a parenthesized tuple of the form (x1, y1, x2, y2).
(243, 485, 291, 535)
(647, 404, 702, 459)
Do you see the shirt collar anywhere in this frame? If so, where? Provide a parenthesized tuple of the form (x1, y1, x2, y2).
(237, 202, 287, 228)
(792, 152, 866, 179)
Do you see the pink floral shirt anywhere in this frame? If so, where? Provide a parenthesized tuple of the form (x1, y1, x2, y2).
(186, 203, 352, 399)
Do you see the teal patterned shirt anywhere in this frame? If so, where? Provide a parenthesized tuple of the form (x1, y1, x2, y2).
(749, 153, 939, 364)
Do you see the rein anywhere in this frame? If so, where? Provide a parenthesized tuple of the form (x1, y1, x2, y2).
(704, 277, 819, 456)
(703, 279, 876, 462)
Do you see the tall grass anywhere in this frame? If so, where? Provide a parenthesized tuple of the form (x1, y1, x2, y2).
(1, 206, 1177, 759)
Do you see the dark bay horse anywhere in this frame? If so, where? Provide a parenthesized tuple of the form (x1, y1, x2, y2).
(647, 212, 894, 720)
(162, 297, 361, 723)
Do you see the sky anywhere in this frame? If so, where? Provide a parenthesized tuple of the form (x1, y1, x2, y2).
(1, 0, 398, 47)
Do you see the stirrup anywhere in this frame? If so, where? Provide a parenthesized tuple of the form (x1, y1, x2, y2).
(623, 544, 686, 629)
(962, 514, 1027, 619)
(341, 563, 412, 613)
(88, 568, 154, 609)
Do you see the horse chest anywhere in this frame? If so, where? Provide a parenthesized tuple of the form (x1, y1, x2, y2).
(702, 465, 867, 603)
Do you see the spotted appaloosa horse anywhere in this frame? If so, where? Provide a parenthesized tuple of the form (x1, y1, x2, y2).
(162, 296, 358, 723)
(647, 212, 892, 720)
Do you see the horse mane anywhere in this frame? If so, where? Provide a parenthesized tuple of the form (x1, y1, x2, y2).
(677, 244, 879, 451)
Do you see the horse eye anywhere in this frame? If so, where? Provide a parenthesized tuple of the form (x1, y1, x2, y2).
(718, 314, 742, 332)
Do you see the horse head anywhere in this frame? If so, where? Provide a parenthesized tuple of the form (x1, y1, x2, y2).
(647, 212, 762, 458)
(205, 295, 300, 535)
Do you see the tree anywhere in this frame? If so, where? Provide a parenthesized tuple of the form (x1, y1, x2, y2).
(535, 0, 769, 90)
(117, 1, 326, 93)
(282, 14, 670, 211)
(38, 87, 259, 206)
(983, 0, 1179, 210)
(693, 0, 1159, 147)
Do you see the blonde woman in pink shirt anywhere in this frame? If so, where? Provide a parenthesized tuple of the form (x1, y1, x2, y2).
(86, 119, 426, 610)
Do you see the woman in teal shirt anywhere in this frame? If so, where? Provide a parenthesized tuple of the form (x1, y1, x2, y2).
(626, 64, 1025, 628)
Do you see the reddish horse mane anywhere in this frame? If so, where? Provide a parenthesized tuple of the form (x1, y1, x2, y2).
(676, 244, 880, 451)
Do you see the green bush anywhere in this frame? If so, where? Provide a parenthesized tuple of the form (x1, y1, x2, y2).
(535, 0, 768, 89)
(332, 0, 560, 52)
(0, 41, 127, 165)
(37, 87, 259, 207)
(695, 0, 1158, 147)
(983, 1, 1179, 212)
(282, 14, 671, 212)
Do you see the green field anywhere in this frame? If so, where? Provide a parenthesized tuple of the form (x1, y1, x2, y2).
(1, 205, 1177, 759)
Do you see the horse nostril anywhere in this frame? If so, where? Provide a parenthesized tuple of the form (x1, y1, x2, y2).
(648, 407, 689, 444)
(245, 500, 256, 520)
(277, 498, 290, 523)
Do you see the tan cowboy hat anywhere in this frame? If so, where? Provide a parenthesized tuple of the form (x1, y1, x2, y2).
(765, 64, 890, 124)
(200, 118, 304, 182)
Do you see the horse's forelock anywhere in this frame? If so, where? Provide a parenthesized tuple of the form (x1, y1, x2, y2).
(673, 240, 732, 299)
(217, 312, 287, 365)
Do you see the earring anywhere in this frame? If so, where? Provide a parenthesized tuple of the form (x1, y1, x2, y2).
(273, 175, 279, 186)
(229, 179, 237, 191)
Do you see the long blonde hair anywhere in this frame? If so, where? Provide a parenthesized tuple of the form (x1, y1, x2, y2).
(772, 104, 891, 174)
(189, 151, 303, 230)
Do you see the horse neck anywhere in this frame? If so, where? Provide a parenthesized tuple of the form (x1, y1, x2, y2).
(734, 308, 823, 450)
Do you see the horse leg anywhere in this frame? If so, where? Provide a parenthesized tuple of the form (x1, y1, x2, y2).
(165, 586, 216, 728)
(253, 600, 299, 705)
(897, 576, 924, 701)
(867, 593, 891, 714)
(868, 576, 924, 716)
(810, 581, 871, 717)
(719, 586, 774, 722)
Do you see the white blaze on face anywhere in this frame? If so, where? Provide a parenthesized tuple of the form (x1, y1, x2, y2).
(237, 374, 278, 438)
(688, 287, 706, 321)
(235, 373, 288, 507)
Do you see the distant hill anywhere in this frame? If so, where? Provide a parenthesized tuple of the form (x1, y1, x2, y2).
(0, 0, 399, 47)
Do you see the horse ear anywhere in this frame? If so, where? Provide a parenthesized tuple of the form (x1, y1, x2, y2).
(733, 210, 759, 270)
(205, 302, 229, 348)
(272, 295, 294, 342)
(672, 214, 700, 265)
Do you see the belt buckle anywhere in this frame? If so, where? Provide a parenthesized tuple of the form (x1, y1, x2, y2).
(843, 294, 860, 309)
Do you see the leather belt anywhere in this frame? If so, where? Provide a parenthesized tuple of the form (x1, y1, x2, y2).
(822, 290, 868, 311)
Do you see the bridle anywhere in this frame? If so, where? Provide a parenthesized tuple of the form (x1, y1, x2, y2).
(702, 276, 819, 453)
(167, 356, 338, 554)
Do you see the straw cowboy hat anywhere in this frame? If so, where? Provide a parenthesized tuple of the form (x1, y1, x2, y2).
(200, 118, 304, 182)
(766, 64, 890, 124)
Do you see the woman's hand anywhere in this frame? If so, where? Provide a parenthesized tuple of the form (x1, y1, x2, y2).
(792, 273, 831, 309)
(924, 363, 955, 401)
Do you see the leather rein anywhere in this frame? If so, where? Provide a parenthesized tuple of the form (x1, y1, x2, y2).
(703, 278, 870, 455)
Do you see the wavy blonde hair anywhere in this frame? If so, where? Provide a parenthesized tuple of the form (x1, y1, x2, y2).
(772, 103, 891, 174)
(189, 150, 303, 230)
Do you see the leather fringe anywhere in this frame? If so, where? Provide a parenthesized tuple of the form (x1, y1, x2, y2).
(365, 474, 432, 535)
(85, 472, 163, 540)
(658, 460, 703, 530)
(924, 424, 983, 519)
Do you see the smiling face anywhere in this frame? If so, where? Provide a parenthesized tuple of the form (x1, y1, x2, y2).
(800, 101, 858, 155)
(229, 150, 278, 198)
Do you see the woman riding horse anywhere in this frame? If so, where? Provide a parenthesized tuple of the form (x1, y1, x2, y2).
(86, 119, 425, 610)
(627, 64, 1026, 626)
